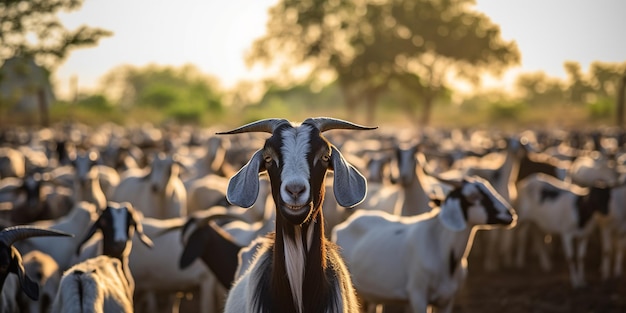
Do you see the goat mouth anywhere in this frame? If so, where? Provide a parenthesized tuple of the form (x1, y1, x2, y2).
(280, 202, 313, 222)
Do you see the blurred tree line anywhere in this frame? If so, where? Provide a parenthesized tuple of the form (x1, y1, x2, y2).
(1, 0, 625, 127)
(0, 0, 111, 125)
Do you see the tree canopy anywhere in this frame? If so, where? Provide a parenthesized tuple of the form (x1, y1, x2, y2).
(246, 0, 520, 124)
(0, 0, 112, 69)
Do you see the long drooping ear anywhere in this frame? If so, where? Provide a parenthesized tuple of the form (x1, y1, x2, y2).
(226, 149, 264, 208)
(10, 247, 39, 301)
(126, 204, 153, 248)
(438, 198, 467, 231)
(330, 146, 367, 208)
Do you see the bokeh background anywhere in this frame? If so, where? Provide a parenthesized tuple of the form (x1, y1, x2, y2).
(1, 0, 625, 129)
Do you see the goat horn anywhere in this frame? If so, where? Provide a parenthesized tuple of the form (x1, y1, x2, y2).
(0, 226, 73, 247)
(302, 117, 377, 133)
(216, 118, 290, 135)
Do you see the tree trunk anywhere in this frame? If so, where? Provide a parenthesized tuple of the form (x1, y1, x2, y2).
(616, 73, 626, 128)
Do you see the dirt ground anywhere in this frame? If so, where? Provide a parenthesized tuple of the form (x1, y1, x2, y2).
(173, 230, 625, 313)
(455, 231, 626, 313)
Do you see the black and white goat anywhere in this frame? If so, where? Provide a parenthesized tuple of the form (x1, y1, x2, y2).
(332, 176, 516, 313)
(515, 173, 616, 288)
(51, 202, 153, 312)
(218, 118, 374, 313)
(0, 226, 72, 305)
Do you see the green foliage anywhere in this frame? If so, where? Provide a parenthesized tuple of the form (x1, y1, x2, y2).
(587, 97, 614, 119)
(247, 0, 520, 124)
(0, 0, 112, 69)
(139, 84, 180, 109)
(75, 94, 113, 112)
(487, 100, 525, 121)
(101, 64, 223, 116)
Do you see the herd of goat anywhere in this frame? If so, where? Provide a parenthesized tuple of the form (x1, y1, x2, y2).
(0, 117, 624, 313)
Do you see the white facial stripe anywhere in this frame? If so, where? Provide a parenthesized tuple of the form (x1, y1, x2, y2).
(111, 207, 129, 243)
(280, 126, 312, 205)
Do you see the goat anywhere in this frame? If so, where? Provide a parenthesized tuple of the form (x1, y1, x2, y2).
(16, 250, 62, 313)
(178, 206, 248, 289)
(111, 152, 187, 219)
(51, 201, 153, 313)
(599, 183, 626, 280)
(219, 117, 374, 313)
(514, 173, 615, 288)
(332, 176, 516, 313)
(70, 149, 119, 208)
(0, 226, 72, 304)
(14, 202, 99, 272)
(127, 216, 225, 313)
(6, 171, 74, 224)
(0, 147, 25, 179)
(460, 136, 523, 272)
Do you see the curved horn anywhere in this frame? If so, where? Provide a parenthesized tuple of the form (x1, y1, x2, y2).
(216, 118, 290, 135)
(0, 226, 73, 247)
(303, 117, 377, 133)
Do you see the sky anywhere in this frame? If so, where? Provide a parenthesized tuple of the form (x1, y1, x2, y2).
(54, 0, 626, 98)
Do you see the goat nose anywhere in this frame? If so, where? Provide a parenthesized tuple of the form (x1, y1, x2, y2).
(286, 183, 306, 199)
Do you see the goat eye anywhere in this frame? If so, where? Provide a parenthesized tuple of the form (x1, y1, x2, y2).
(321, 154, 330, 162)
(264, 156, 273, 164)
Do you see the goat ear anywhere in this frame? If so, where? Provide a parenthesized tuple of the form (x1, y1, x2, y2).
(76, 216, 102, 255)
(226, 149, 264, 208)
(438, 198, 467, 231)
(127, 206, 153, 249)
(330, 146, 367, 208)
(10, 247, 39, 301)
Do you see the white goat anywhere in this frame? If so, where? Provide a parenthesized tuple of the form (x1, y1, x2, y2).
(515, 173, 614, 288)
(51, 202, 153, 313)
(111, 152, 186, 219)
(14, 202, 99, 271)
(332, 176, 516, 313)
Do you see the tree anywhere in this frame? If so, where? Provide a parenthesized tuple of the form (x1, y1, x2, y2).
(99, 64, 224, 123)
(246, 0, 520, 125)
(0, 0, 111, 69)
(515, 71, 564, 107)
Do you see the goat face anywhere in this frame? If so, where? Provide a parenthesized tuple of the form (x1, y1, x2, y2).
(72, 150, 98, 186)
(148, 153, 179, 194)
(77, 202, 153, 258)
(439, 176, 516, 231)
(220, 118, 375, 226)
